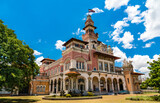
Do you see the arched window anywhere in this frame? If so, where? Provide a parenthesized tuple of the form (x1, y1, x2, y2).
(36, 86, 39, 92)
(43, 86, 46, 92)
(40, 86, 43, 92)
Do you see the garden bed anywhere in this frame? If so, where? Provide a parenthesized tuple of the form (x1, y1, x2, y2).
(126, 95, 160, 101)
(42, 96, 102, 100)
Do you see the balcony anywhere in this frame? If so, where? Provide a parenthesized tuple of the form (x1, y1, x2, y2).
(62, 45, 89, 55)
(134, 80, 142, 84)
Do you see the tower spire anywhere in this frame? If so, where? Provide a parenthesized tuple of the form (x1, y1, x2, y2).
(82, 15, 98, 42)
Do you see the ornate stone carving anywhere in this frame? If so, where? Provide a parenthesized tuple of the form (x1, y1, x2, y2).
(122, 59, 133, 72)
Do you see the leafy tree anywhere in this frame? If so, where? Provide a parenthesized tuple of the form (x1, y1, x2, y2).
(147, 55, 160, 93)
(0, 19, 39, 94)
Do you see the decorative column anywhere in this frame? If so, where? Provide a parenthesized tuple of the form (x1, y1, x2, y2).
(105, 75, 108, 92)
(108, 64, 110, 73)
(73, 77, 76, 89)
(63, 76, 65, 91)
(88, 77, 91, 91)
(122, 79, 126, 90)
(111, 79, 114, 92)
(90, 77, 93, 90)
(56, 81, 58, 94)
(76, 78, 78, 89)
(88, 72, 92, 91)
(117, 81, 120, 91)
(68, 77, 71, 91)
(71, 77, 73, 89)
(98, 79, 101, 94)
(103, 61, 105, 72)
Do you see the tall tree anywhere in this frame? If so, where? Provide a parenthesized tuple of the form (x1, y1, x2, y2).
(0, 19, 39, 93)
(147, 55, 160, 93)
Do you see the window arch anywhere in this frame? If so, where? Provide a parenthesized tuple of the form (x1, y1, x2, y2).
(43, 86, 46, 92)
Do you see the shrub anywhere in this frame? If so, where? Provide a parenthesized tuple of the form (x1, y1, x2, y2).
(68, 89, 81, 97)
(60, 90, 65, 96)
(66, 94, 71, 98)
(52, 95, 56, 97)
(151, 95, 160, 101)
(87, 92, 94, 96)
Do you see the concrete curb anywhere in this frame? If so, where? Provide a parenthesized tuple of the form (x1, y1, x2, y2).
(42, 96, 102, 100)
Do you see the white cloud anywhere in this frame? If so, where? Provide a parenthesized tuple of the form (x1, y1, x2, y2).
(33, 50, 42, 56)
(111, 19, 129, 43)
(143, 41, 155, 48)
(113, 47, 159, 78)
(138, 0, 160, 41)
(110, 5, 144, 48)
(121, 31, 134, 49)
(72, 28, 85, 35)
(35, 56, 44, 66)
(111, 21, 134, 49)
(55, 40, 65, 51)
(125, 5, 144, 24)
(102, 31, 108, 34)
(113, 47, 127, 63)
(86, 7, 104, 15)
(104, 0, 129, 10)
(82, 18, 86, 21)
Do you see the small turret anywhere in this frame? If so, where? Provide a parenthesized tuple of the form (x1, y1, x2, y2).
(122, 59, 133, 72)
(82, 15, 98, 42)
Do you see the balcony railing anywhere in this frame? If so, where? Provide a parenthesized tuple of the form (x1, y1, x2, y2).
(134, 80, 142, 84)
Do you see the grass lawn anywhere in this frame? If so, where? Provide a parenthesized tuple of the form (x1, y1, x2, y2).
(0, 93, 159, 103)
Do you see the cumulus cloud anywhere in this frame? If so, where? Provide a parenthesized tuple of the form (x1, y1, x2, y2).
(33, 50, 42, 56)
(113, 47, 159, 78)
(35, 56, 44, 66)
(55, 40, 65, 51)
(102, 31, 108, 34)
(121, 31, 134, 49)
(111, 21, 134, 49)
(72, 28, 85, 35)
(87, 7, 104, 15)
(128, 55, 159, 78)
(125, 5, 144, 24)
(139, 0, 160, 41)
(111, 19, 129, 43)
(113, 47, 127, 63)
(104, 0, 129, 10)
(143, 41, 155, 48)
(110, 5, 145, 48)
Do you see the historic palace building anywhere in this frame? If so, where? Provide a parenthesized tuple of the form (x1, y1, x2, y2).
(29, 15, 143, 95)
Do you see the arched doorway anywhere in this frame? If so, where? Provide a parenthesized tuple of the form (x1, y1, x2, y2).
(65, 78, 69, 90)
(100, 77, 106, 92)
(78, 78, 85, 91)
(107, 78, 112, 92)
(58, 78, 61, 92)
(119, 79, 123, 91)
(50, 80, 53, 92)
(92, 76, 99, 92)
(113, 78, 118, 92)
(54, 79, 57, 93)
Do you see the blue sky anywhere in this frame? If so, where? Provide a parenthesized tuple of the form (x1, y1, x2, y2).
(0, 0, 160, 78)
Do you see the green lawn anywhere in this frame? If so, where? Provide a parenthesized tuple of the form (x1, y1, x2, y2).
(0, 93, 159, 103)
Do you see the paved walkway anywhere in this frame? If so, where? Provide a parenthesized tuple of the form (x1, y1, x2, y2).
(0, 93, 158, 103)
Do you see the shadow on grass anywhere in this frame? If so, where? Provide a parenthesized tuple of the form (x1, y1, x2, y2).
(0, 98, 39, 103)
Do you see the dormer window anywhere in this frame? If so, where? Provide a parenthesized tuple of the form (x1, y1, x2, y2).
(80, 45, 83, 49)
(75, 44, 79, 47)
